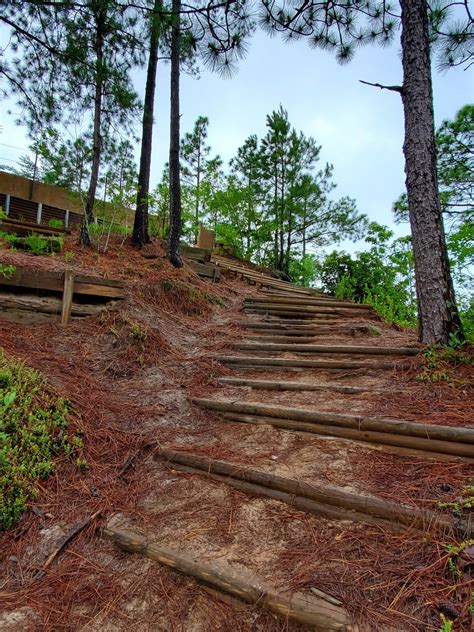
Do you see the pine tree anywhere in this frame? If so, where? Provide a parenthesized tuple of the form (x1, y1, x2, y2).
(259, 0, 472, 342)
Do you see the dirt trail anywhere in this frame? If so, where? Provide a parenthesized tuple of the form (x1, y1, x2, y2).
(0, 243, 472, 632)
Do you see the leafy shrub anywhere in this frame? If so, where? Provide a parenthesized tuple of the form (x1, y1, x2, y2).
(47, 218, 64, 229)
(0, 350, 80, 530)
(0, 264, 15, 278)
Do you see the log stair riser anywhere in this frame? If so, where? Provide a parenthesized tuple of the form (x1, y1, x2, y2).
(104, 525, 351, 631)
(157, 450, 467, 536)
(221, 413, 474, 460)
(234, 343, 419, 357)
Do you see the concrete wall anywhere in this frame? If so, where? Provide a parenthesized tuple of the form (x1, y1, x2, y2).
(0, 171, 83, 214)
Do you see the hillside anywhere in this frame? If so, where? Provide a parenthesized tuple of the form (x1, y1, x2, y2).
(0, 236, 473, 632)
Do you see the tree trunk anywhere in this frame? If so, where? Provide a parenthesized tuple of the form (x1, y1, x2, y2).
(400, 0, 463, 344)
(168, 0, 183, 267)
(80, 6, 105, 247)
(194, 141, 201, 243)
(132, 0, 161, 248)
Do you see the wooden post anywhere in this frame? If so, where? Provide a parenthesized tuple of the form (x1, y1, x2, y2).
(61, 270, 75, 326)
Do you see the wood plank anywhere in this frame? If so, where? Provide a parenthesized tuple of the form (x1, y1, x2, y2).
(216, 355, 395, 370)
(234, 343, 419, 356)
(217, 377, 374, 394)
(245, 296, 371, 309)
(186, 259, 221, 280)
(104, 524, 352, 631)
(221, 413, 474, 459)
(193, 398, 474, 446)
(244, 303, 355, 315)
(0, 292, 108, 316)
(0, 268, 124, 298)
(61, 270, 75, 326)
(157, 449, 462, 534)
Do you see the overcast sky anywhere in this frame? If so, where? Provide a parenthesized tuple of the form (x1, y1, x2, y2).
(1, 24, 472, 246)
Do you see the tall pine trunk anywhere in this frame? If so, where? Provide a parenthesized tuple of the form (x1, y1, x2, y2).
(168, 0, 183, 267)
(194, 141, 201, 243)
(80, 6, 105, 247)
(400, 0, 462, 344)
(132, 0, 161, 247)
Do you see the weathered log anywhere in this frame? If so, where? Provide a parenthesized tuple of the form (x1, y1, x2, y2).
(241, 323, 376, 333)
(244, 303, 349, 315)
(157, 449, 462, 534)
(245, 335, 326, 343)
(164, 461, 398, 531)
(246, 319, 351, 326)
(217, 377, 373, 394)
(221, 413, 474, 460)
(259, 288, 336, 300)
(61, 270, 75, 326)
(193, 398, 474, 446)
(234, 342, 419, 356)
(0, 292, 109, 316)
(217, 355, 395, 370)
(245, 309, 344, 319)
(245, 296, 371, 309)
(104, 523, 351, 631)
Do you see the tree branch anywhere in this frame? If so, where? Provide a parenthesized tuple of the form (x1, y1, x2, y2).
(359, 79, 404, 94)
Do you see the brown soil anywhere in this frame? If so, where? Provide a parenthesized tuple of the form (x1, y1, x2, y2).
(0, 235, 472, 632)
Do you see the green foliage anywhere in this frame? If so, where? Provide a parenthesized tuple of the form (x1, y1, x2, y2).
(442, 539, 474, 582)
(438, 483, 474, 516)
(172, 107, 366, 276)
(47, 218, 64, 229)
(438, 614, 453, 632)
(394, 105, 473, 335)
(0, 350, 80, 530)
(318, 224, 416, 327)
(0, 265, 16, 278)
(288, 253, 318, 287)
(417, 345, 473, 384)
(24, 234, 63, 254)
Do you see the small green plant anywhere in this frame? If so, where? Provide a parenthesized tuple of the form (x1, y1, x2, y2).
(64, 250, 75, 263)
(416, 345, 473, 384)
(438, 483, 474, 516)
(0, 349, 82, 530)
(442, 539, 474, 582)
(438, 614, 453, 632)
(0, 264, 15, 278)
(47, 218, 64, 229)
(23, 234, 52, 254)
(0, 230, 17, 246)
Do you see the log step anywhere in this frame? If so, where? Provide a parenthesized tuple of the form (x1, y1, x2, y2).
(246, 310, 344, 320)
(245, 297, 371, 309)
(157, 449, 466, 535)
(216, 355, 396, 370)
(193, 398, 474, 445)
(246, 319, 349, 326)
(103, 522, 351, 631)
(234, 343, 419, 356)
(244, 303, 350, 315)
(221, 412, 474, 461)
(217, 377, 375, 394)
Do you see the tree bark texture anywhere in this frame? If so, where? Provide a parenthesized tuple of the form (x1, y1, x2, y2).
(80, 5, 105, 246)
(132, 0, 162, 248)
(168, 0, 183, 267)
(400, 0, 462, 343)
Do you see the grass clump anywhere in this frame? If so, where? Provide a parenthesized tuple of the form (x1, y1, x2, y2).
(0, 350, 80, 530)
